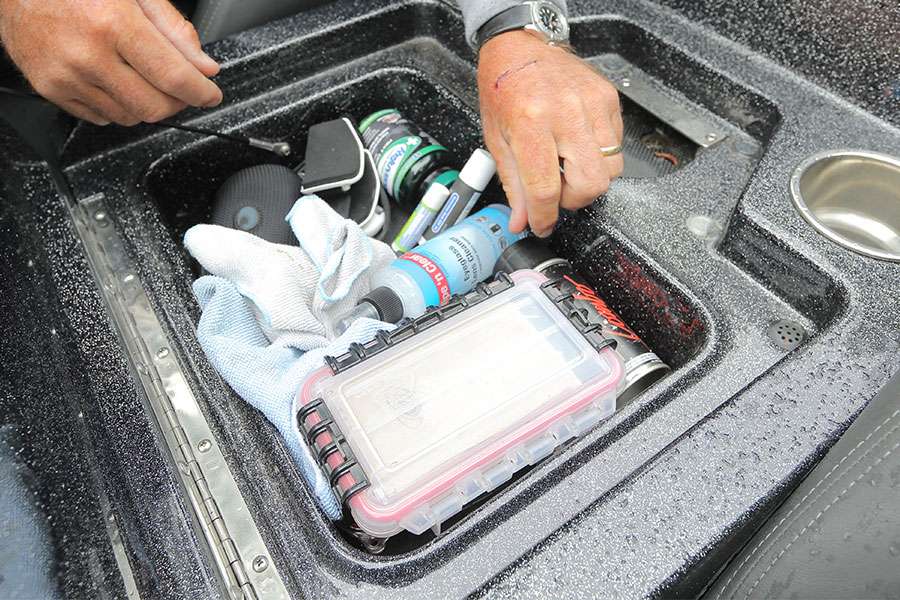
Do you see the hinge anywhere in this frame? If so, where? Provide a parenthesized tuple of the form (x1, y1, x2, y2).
(70, 194, 288, 600)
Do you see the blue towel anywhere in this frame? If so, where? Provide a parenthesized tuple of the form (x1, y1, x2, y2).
(187, 197, 397, 518)
(194, 276, 392, 519)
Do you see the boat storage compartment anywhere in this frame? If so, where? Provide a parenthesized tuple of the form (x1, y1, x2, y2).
(3, 0, 898, 597)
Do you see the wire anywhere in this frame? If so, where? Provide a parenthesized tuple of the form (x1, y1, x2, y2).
(654, 151, 680, 166)
(376, 186, 392, 242)
(147, 119, 247, 145)
(0, 85, 291, 157)
(0, 85, 40, 100)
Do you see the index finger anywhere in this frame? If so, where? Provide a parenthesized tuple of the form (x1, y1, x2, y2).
(508, 127, 562, 237)
(116, 9, 222, 108)
(136, 0, 220, 77)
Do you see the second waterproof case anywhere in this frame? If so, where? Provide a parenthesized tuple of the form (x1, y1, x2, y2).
(296, 269, 624, 538)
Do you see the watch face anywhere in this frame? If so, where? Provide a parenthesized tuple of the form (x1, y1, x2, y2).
(532, 1, 569, 40)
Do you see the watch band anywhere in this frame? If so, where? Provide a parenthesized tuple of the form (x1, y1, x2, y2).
(474, 4, 539, 50)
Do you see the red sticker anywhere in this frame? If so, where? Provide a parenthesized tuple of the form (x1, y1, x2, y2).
(400, 252, 452, 305)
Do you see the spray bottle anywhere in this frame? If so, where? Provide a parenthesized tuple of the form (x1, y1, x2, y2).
(336, 204, 524, 333)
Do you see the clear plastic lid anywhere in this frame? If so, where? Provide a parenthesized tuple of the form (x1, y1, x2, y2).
(299, 270, 623, 536)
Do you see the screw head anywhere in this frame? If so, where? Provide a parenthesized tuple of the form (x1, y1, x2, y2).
(156, 347, 169, 359)
(252, 556, 269, 573)
(197, 439, 212, 453)
(94, 211, 110, 227)
(705, 132, 719, 142)
(686, 215, 722, 241)
(621, 78, 631, 88)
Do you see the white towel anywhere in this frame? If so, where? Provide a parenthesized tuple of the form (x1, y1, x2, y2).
(184, 195, 395, 345)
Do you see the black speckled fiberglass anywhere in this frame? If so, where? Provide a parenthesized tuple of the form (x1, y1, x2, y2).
(0, 0, 898, 597)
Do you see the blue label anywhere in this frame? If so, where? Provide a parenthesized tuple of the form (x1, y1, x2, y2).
(431, 192, 459, 233)
(392, 205, 524, 309)
(392, 257, 442, 306)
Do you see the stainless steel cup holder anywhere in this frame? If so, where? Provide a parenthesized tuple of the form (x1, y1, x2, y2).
(790, 150, 900, 262)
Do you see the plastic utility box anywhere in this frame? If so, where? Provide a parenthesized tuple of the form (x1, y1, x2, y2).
(297, 270, 624, 538)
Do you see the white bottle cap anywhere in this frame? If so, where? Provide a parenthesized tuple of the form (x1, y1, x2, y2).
(459, 149, 496, 192)
(421, 182, 451, 211)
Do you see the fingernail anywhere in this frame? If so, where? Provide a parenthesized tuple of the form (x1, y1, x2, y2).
(201, 53, 220, 71)
(205, 90, 223, 108)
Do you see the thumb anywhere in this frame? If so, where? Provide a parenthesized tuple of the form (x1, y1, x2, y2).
(135, 0, 220, 77)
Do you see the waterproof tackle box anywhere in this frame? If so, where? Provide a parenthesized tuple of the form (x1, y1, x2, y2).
(296, 269, 625, 538)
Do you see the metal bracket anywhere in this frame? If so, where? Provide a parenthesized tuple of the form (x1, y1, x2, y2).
(69, 194, 289, 600)
(592, 53, 729, 148)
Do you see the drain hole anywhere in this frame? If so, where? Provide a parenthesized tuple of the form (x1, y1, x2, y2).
(766, 319, 807, 351)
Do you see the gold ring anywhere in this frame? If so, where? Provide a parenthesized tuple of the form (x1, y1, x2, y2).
(599, 144, 623, 157)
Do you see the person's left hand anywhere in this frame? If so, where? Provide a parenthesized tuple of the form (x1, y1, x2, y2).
(477, 30, 623, 237)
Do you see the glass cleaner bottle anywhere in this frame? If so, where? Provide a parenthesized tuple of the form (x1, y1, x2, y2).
(336, 204, 524, 333)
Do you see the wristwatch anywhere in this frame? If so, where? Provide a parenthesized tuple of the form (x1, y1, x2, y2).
(475, 1, 570, 49)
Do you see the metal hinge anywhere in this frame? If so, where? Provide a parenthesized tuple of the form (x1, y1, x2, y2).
(70, 194, 289, 600)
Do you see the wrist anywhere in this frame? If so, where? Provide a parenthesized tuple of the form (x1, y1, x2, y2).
(473, 1, 569, 50)
(478, 29, 572, 63)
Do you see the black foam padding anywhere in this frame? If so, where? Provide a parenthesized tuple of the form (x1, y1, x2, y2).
(211, 164, 302, 245)
(362, 286, 405, 324)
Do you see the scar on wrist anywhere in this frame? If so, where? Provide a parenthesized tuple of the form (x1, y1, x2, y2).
(494, 60, 539, 90)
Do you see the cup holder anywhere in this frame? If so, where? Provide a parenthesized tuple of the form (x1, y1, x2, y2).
(790, 150, 900, 262)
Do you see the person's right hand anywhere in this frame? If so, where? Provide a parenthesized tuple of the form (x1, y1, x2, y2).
(0, 0, 222, 125)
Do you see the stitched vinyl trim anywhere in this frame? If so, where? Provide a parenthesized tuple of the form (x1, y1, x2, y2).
(745, 435, 900, 597)
(199, 0, 226, 41)
(714, 408, 900, 598)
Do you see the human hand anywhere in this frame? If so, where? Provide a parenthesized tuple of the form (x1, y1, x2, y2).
(0, 0, 222, 125)
(477, 30, 623, 236)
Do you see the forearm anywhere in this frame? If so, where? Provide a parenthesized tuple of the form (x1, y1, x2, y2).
(455, 0, 567, 47)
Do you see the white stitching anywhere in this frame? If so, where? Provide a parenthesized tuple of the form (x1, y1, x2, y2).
(199, 0, 225, 41)
(714, 408, 900, 598)
(746, 435, 900, 597)
(722, 410, 900, 597)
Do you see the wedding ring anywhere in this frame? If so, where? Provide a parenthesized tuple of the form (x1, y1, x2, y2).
(599, 144, 623, 157)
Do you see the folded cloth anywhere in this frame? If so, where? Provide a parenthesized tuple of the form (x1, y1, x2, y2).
(185, 197, 397, 518)
(184, 195, 395, 343)
(194, 277, 391, 518)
